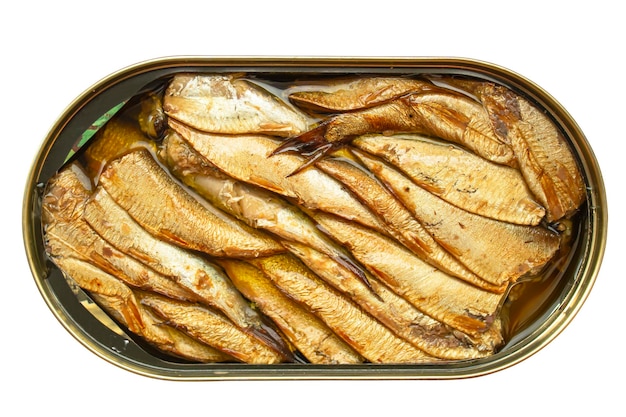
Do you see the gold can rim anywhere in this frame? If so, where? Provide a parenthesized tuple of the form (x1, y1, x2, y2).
(22, 56, 608, 380)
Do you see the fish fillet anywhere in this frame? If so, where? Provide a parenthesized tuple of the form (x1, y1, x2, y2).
(83, 185, 278, 345)
(250, 254, 436, 363)
(163, 73, 308, 137)
(53, 256, 232, 362)
(354, 134, 545, 225)
(284, 241, 502, 359)
(98, 148, 283, 258)
(355, 151, 561, 286)
(220, 259, 364, 364)
(160, 131, 368, 285)
(313, 211, 505, 337)
(316, 155, 503, 293)
(168, 119, 386, 232)
(437, 78, 585, 221)
(42, 164, 202, 303)
(139, 292, 286, 364)
(288, 76, 437, 112)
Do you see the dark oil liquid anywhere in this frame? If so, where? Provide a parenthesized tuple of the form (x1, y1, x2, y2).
(500, 214, 584, 345)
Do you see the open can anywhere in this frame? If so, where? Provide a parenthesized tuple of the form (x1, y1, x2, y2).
(22, 56, 607, 380)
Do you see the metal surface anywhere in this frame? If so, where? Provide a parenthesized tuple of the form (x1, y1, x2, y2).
(22, 56, 607, 380)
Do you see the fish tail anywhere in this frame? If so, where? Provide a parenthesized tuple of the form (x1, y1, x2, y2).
(270, 124, 339, 176)
(332, 253, 382, 302)
(271, 124, 329, 156)
(246, 320, 297, 363)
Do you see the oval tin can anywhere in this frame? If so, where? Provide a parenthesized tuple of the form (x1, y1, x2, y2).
(23, 56, 607, 380)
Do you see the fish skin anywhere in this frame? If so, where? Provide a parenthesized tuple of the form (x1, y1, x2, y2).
(288, 76, 437, 112)
(312, 211, 505, 337)
(250, 254, 437, 363)
(272, 88, 515, 172)
(163, 73, 309, 137)
(315, 155, 504, 293)
(160, 131, 368, 285)
(168, 119, 386, 233)
(52, 257, 232, 363)
(42, 164, 203, 303)
(97, 148, 283, 258)
(353, 134, 546, 225)
(437, 78, 585, 222)
(42, 163, 93, 223)
(94, 292, 234, 363)
(402, 92, 515, 166)
(355, 151, 561, 287)
(54, 255, 145, 333)
(220, 259, 364, 364)
(284, 241, 500, 359)
(131, 301, 234, 363)
(83, 116, 152, 179)
(139, 292, 286, 364)
(83, 184, 273, 341)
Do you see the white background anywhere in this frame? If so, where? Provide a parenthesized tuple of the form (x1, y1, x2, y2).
(4, 1, 622, 415)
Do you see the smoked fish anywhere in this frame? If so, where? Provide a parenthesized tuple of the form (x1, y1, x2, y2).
(168, 119, 386, 233)
(83, 184, 291, 358)
(288, 76, 437, 112)
(163, 73, 309, 137)
(250, 254, 436, 363)
(97, 148, 283, 258)
(436, 77, 585, 222)
(355, 151, 561, 286)
(160, 131, 368, 285)
(284, 241, 501, 359)
(315, 155, 503, 293)
(313, 211, 506, 338)
(353, 134, 545, 225)
(139, 292, 286, 364)
(220, 259, 364, 364)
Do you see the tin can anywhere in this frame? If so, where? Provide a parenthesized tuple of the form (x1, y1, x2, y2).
(22, 56, 607, 380)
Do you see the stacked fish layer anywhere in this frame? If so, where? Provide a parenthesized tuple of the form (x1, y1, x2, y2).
(42, 73, 585, 364)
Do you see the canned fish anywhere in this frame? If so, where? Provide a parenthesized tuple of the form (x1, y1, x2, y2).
(22, 57, 607, 379)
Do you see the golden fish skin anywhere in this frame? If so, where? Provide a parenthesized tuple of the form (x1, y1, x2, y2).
(313, 212, 505, 338)
(93, 292, 234, 363)
(354, 134, 546, 226)
(134, 302, 234, 363)
(356, 151, 561, 286)
(251, 254, 436, 363)
(284, 241, 500, 359)
(43, 165, 282, 362)
(437, 78, 585, 222)
(98, 148, 283, 258)
(54, 255, 144, 333)
(287, 76, 437, 112)
(160, 131, 367, 284)
(83, 185, 268, 337)
(163, 73, 309, 137)
(42, 164, 202, 303)
(139, 292, 285, 364)
(168, 119, 386, 233)
(82, 116, 152, 179)
(42, 163, 92, 223)
(273, 88, 515, 173)
(62, 260, 230, 362)
(52, 257, 232, 363)
(220, 259, 364, 364)
(513, 96, 585, 221)
(315, 155, 503, 293)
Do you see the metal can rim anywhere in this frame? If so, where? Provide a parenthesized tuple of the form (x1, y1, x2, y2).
(22, 56, 608, 380)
